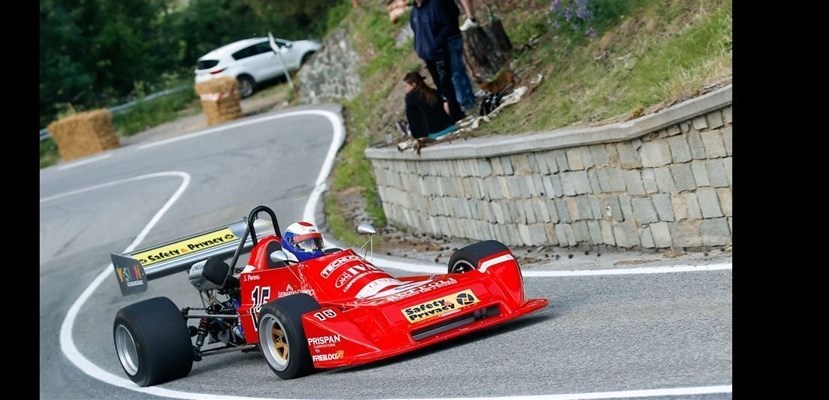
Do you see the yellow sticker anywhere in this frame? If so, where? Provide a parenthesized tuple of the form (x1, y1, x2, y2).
(132, 229, 238, 266)
(401, 289, 479, 323)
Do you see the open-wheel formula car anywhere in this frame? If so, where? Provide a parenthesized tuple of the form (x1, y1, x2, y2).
(111, 205, 549, 386)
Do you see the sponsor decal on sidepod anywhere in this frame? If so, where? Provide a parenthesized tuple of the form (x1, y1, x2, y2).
(401, 289, 479, 323)
(307, 334, 341, 349)
(320, 255, 362, 278)
(312, 350, 345, 362)
(379, 277, 458, 302)
(355, 277, 403, 298)
(278, 283, 315, 298)
(335, 264, 383, 291)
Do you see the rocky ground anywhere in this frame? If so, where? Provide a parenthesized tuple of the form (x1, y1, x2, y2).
(365, 225, 732, 270)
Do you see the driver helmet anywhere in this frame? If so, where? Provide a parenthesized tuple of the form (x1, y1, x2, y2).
(281, 221, 325, 262)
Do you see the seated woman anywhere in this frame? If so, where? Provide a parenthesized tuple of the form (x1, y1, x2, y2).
(403, 72, 458, 147)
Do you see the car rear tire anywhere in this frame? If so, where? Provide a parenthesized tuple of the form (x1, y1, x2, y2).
(237, 75, 255, 98)
(447, 240, 511, 274)
(258, 294, 320, 379)
(113, 297, 193, 386)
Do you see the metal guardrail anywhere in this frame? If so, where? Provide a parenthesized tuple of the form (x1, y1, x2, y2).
(39, 85, 188, 142)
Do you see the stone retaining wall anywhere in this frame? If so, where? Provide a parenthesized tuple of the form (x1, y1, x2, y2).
(365, 86, 732, 249)
(298, 28, 361, 104)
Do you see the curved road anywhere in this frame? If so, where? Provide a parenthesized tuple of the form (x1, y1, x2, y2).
(39, 104, 731, 399)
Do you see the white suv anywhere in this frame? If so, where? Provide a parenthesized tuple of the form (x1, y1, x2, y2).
(194, 37, 321, 98)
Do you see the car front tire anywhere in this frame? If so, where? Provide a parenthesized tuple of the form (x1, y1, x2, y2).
(258, 294, 320, 379)
(447, 240, 511, 274)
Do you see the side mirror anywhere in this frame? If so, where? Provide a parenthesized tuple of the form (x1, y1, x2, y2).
(357, 223, 376, 235)
(270, 250, 291, 263)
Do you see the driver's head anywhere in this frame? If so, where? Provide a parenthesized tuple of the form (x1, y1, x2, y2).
(281, 222, 324, 262)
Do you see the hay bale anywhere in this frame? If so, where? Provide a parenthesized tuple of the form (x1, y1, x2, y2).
(195, 77, 242, 126)
(47, 109, 119, 161)
(195, 76, 238, 95)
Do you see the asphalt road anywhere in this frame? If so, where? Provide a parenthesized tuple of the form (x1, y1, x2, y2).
(39, 104, 731, 399)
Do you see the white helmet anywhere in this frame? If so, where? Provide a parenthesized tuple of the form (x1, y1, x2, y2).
(281, 222, 324, 262)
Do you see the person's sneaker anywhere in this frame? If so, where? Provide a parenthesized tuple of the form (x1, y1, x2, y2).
(460, 18, 478, 31)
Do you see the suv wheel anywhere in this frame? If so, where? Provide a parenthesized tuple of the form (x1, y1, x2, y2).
(237, 76, 255, 98)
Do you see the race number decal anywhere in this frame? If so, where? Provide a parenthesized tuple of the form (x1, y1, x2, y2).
(313, 309, 337, 321)
(249, 286, 271, 332)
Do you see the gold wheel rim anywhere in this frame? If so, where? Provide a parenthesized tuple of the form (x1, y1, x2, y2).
(271, 326, 289, 362)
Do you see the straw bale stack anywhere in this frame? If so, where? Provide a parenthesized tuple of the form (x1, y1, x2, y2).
(47, 109, 119, 161)
(195, 77, 242, 125)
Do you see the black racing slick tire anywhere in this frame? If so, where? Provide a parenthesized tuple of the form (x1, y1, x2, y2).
(258, 293, 321, 379)
(113, 297, 194, 386)
(447, 240, 511, 274)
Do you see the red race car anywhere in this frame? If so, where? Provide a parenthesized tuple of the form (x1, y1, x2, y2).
(111, 205, 549, 386)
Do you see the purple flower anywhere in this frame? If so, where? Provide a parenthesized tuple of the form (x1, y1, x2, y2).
(550, 0, 562, 12)
(548, 0, 596, 34)
(575, 0, 592, 20)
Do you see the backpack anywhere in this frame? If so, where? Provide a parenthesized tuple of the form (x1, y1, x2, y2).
(479, 93, 504, 117)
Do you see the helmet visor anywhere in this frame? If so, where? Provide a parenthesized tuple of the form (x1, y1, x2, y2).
(296, 237, 323, 252)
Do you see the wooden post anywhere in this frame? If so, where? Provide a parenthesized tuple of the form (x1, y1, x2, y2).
(461, 17, 513, 83)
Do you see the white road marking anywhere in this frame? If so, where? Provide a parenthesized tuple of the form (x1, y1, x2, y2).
(388, 385, 733, 400)
(56, 153, 112, 170)
(301, 111, 344, 224)
(137, 109, 341, 151)
(529, 263, 733, 276)
(41, 171, 185, 204)
(52, 110, 732, 399)
(370, 254, 732, 277)
(57, 171, 196, 398)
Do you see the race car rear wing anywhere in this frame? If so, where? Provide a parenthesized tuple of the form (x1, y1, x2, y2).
(111, 217, 276, 296)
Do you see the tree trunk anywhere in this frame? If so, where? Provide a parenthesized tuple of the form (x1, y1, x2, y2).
(461, 18, 513, 83)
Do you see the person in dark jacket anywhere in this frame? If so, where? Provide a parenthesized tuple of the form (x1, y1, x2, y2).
(403, 71, 457, 141)
(410, 0, 467, 122)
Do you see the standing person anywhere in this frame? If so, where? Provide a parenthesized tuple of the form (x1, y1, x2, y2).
(410, 0, 468, 122)
(402, 72, 457, 142)
(447, 0, 478, 114)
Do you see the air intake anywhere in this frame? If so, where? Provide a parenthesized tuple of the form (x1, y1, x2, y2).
(411, 305, 500, 341)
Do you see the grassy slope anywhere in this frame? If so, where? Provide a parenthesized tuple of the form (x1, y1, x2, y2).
(325, 5, 418, 246)
(485, 0, 732, 135)
(112, 88, 199, 136)
(325, 0, 731, 247)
